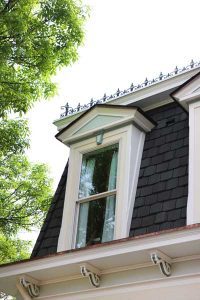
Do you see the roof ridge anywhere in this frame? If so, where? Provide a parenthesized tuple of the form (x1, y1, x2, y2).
(60, 59, 200, 118)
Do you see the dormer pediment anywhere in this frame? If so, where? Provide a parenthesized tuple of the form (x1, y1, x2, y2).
(56, 104, 155, 146)
(172, 72, 200, 110)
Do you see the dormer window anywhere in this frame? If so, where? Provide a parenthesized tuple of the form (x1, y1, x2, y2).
(76, 144, 118, 248)
(57, 105, 155, 251)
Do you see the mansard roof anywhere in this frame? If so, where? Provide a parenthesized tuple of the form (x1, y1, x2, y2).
(32, 101, 189, 258)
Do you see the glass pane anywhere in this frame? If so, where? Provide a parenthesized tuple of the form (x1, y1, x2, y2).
(76, 195, 116, 248)
(79, 144, 118, 198)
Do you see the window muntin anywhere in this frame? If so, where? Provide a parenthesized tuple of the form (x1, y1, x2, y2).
(76, 144, 119, 248)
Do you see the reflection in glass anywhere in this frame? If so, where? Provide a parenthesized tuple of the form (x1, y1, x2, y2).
(79, 144, 118, 198)
(76, 144, 119, 248)
(76, 195, 116, 248)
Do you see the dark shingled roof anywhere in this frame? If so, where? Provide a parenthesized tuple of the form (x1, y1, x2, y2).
(31, 163, 68, 258)
(32, 102, 189, 258)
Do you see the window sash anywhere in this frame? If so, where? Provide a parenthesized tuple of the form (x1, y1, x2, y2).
(76, 194, 116, 248)
(78, 144, 118, 199)
(77, 189, 117, 204)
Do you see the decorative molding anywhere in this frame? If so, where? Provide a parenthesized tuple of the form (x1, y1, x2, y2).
(20, 276, 40, 298)
(150, 250, 172, 277)
(60, 60, 200, 118)
(31, 274, 200, 300)
(56, 105, 155, 146)
(80, 263, 100, 288)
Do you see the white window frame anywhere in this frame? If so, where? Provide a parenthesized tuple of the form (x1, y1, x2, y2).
(57, 124, 145, 251)
(74, 144, 118, 248)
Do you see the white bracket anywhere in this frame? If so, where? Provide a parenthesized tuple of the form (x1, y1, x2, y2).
(19, 275, 40, 298)
(150, 250, 172, 277)
(80, 263, 101, 288)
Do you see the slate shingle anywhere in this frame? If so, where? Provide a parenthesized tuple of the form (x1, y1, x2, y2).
(31, 162, 68, 258)
(130, 102, 188, 237)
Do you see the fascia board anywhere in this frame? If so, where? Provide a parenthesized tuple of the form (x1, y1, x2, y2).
(53, 67, 200, 131)
(1, 226, 200, 280)
(171, 73, 200, 111)
(109, 68, 200, 107)
(172, 74, 200, 99)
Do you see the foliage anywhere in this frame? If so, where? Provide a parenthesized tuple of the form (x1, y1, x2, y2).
(0, 117, 52, 268)
(0, 0, 87, 117)
(0, 234, 30, 264)
(0, 119, 29, 155)
(0, 153, 53, 236)
(0, 0, 87, 268)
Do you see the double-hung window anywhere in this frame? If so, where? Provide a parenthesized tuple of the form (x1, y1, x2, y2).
(57, 105, 155, 251)
(76, 144, 118, 248)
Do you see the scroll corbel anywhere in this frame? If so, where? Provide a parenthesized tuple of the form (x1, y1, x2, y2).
(80, 263, 100, 287)
(150, 250, 172, 277)
(16, 275, 40, 299)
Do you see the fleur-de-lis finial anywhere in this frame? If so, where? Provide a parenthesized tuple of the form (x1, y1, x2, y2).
(90, 98, 94, 107)
(116, 88, 120, 96)
(65, 102, 69, 116)
(174, 66, 178, 74)
(130, 83, 134, 91)
(190, 59, 194, 68)
(159, 72, 163, 80)
(60, 60, 199, 118)
(77, 103, 80, 111)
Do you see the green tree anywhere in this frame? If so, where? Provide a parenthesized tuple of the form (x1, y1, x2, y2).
(0, 0, 87, 265)
(0, 0, 86, 117)
(0, 235, 30, 264)
(0, 152, 53, 236)
(0, 119, 53, 264)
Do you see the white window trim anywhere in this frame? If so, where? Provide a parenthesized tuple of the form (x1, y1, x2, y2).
(187, 100, 200, 225)
(172, 74, 200, 225)
(57, 124, 145, 251)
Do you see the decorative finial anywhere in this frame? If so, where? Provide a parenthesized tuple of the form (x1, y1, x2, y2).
(65, 102, 69, 116)
(174, 66, 178, 74)
(103, 93, 107, 102)
(130, 83, 134, 91)
(90, 98, 94, 107)
(190, 59, 194, 68)
(77, 103, 80, 111)
(59, 60, 199, 118)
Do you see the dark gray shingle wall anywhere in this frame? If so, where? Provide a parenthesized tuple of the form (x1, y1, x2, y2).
(31, 163, 68, 257)
(130, 103, 188, 236)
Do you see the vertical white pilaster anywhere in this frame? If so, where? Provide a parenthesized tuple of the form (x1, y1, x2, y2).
(187, 100, 200, 224)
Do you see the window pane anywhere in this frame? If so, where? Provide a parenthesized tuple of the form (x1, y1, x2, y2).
(79, 144, 118, 198)
(76, 195, 116, 248)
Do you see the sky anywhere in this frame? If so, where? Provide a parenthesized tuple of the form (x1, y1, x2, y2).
(27, 0, 200, 190)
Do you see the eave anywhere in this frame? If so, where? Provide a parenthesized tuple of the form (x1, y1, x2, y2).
(53, 66, 200, 131)
(1, 225, 200, 297)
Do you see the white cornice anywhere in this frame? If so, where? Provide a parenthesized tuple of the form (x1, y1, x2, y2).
(1, 226, 200, 282)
